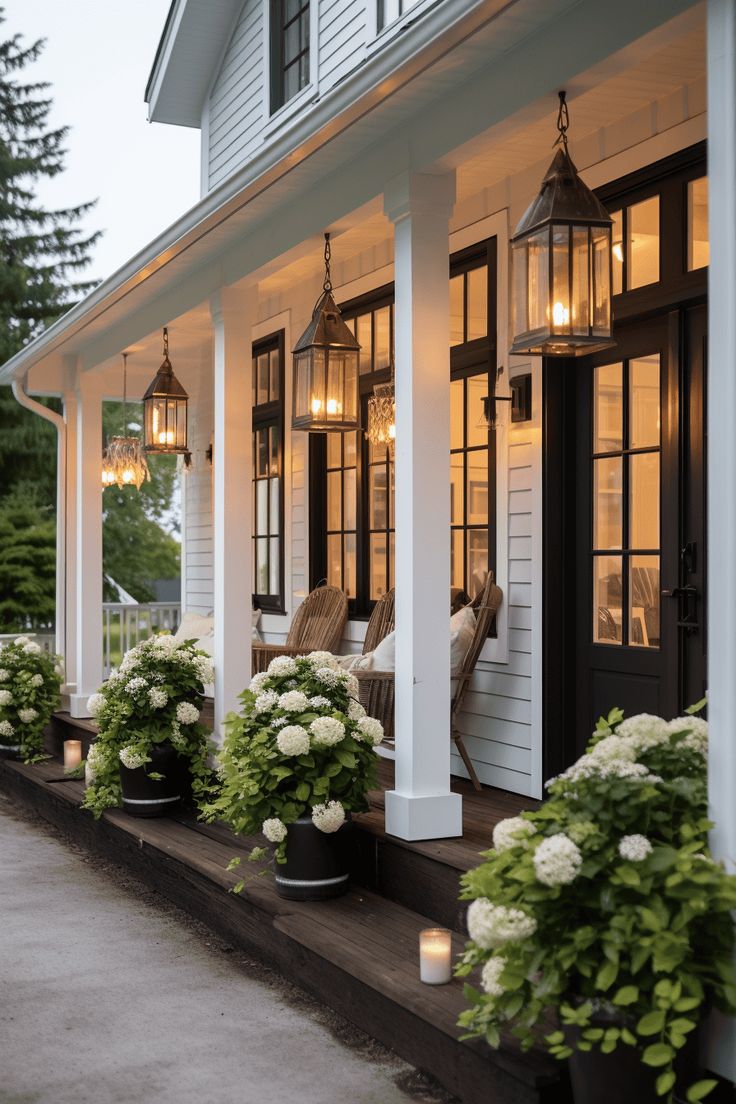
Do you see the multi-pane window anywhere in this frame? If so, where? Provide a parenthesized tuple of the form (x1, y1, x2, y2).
(378, 0, 421, 30)
(687, 176, 709, 271)
(312, 239, 496, 616)
(610, 197, 661, 294)
(270, 0, 310, 113)
(592, 356, 661, 649)
(252, 333, 284, 611)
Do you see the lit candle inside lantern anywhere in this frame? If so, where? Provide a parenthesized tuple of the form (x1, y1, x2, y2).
(311, 397, 322, 415)
(158, 430, 175, 445)
(326, 397, 339, 415)
(419, 928, 453, 985)
(64, 739, 82, 770)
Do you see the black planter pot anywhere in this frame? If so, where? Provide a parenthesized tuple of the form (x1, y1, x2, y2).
(275, 815, 352, 901)
(119, 742, 181, 818)
(0, 743, 21, 760)
(568, 1017, 700, 1104)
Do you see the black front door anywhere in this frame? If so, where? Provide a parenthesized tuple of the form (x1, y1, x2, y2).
(572, 307, 706, 747)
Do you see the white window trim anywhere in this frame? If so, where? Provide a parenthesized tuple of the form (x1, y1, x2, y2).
(262, 0, 319, 135)
(366, 0, 442, 53)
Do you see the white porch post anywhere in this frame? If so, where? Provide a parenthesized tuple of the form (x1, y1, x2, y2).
(61, 355, 79, 698)
(383, 171, 463, 841)
(68, 371, 103, 717)
(706, 0, 736, 1081)
(210, 286, 254, 742)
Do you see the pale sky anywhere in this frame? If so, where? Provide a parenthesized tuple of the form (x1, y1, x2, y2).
(3, 0, 201, 285)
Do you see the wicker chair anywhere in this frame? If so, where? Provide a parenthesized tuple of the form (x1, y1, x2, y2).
(354, 572, 503, 792)
(362, 588, 395, 654)
(251, 584, 348, 674)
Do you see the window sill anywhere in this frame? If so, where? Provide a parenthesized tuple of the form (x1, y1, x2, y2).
(263, 84, 318, 140)
(366, 0, 442, 57)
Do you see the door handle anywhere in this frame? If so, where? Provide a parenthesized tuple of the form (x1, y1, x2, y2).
(661, 585, 697, 599)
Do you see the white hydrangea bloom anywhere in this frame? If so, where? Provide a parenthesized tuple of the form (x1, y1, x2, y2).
(348, 698, 366, 721)
(152, 634, 179, 652)
(17, 708, 38, 724)
(314, 666, 341, 688)
(467, 899, 537, 949)
(588, 735, 638, 765)
(533, 834, 583, 886)
(346, 674, 359, 698)
(278, 690, 310, 713)
(481, 956, 508, 998)
(311, 800, 346, 833)
(667, 716, 708, 755)
(249, 671, 271, 693)
(125, 677, 148, 695)
(195, 656, 215, 686)
(254, 690, 279, 714)
(263, 817, 288, 843)
(0, 719, 15, 739)
(492, 816, 535, 853)
(176, 702, 200, 725)
(276, 725, 310, 756)
(14, 636, 30, 647)
(119, 746, 148, 770)
(618, 834, 653, 862)
(616, 713, 669, 751)
(309, 695, 333, 710)
(106, 669, 124, 686)
(148, 687, 168, 709)
(268, 655, 298, 677)
(272, 717, 289, 729)
(0, 689, 13, 706)
(31, 674, 43, 687)
(356, 715, 384, 746)
(0, 669, 9, 682)
(556, 757, 661, 787)
(310, 716, 346, 747)
(306, 651, 340, 670)
(23, 642, 42, 655)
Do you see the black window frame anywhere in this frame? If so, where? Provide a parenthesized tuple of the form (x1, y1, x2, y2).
(270, 0, 310, 115)
(309, 238, 498, 619)
(252, 330, 286, 614)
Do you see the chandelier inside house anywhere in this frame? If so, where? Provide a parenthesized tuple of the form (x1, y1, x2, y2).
(101, 353, 150, 491)
(292, 233, 361, 432)
(510, 91, 615, 357)
(365, 365, 396, 459)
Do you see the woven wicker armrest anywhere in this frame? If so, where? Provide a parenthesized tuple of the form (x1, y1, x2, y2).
(251, 642, 307, 675)
(354, 668, 395, 743)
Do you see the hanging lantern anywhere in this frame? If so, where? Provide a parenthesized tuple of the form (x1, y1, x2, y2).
(292, 233, 360, 432)
(476, 367, 513, 433)
(101, 354, 150, 491)
(143, 327, 189, 454)
(510, 92, 614, 357)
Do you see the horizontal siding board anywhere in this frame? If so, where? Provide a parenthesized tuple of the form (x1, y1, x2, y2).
(207, 0, 263, 188)
(450, 755, 535, 797)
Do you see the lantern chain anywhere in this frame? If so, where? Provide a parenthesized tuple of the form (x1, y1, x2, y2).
(163, 326, 169, 360)
(323, 232, 332, 293)
(121, 352, 128, 435)
(555, 90, 569, 149)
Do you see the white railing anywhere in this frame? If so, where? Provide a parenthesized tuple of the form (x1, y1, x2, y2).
(0, 632, 55, 653)
(103, 602, 181, 675)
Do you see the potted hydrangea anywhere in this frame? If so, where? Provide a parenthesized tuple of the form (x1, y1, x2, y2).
(83, 635, 215, 819)
(205, 651, 384, 900)
(0, 636, 62, 761)
(457, 708, 736, 1104)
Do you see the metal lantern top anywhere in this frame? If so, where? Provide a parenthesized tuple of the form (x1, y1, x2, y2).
(143, 327, 189, 455)
(292, 233, 361, 433)
(510, 91, 615, 358)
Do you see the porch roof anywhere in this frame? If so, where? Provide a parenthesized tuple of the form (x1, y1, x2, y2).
(0, 0, 701, 392)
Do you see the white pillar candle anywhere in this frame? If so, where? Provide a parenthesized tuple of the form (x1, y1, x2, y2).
(419, 927, 453, 985)
(63, 739, 82, 769)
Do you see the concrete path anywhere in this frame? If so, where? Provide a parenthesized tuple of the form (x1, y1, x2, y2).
(0, 796, 442, 1104)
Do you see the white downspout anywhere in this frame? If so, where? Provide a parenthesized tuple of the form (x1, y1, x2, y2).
(11, 375, 66, 662)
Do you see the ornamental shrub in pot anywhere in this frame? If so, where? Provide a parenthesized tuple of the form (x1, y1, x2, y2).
(457, 707, 736, 1104)
(205, 651, 384, 900)
(82, 635, 215, 819)
(0, 637, 62, 760)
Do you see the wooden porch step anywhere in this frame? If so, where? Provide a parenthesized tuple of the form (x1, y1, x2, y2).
(0, 756, 566, 1104)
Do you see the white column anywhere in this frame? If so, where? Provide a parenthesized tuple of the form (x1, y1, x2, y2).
(383, 171, 462, 841)
(61, 356, 79, 698)
(706, 0, 736, 1081)
(68, 371, 104, 717)
(210, 286, 254, 742)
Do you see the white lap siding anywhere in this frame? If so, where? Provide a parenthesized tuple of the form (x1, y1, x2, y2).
(207, 0, 265, 192)
(183, 353, 215, 615)
(318, 0, 367, 92)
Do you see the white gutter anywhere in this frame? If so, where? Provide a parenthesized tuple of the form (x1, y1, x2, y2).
(11, 378, 66, 665)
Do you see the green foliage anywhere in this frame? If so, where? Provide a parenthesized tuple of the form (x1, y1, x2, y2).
(203, 653, 383, 863)
(0, 635, 61, 758)
(0, 493, 56, 629)
(81, 635, 215, 818)
(457, 707, 736, 1104)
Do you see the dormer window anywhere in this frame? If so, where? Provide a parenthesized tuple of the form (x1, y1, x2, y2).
(378, 0, 421, 31)
(271, 0, 310, 113)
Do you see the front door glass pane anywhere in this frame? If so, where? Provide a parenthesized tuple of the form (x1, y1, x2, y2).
(630, 555, 660, 648)
(593, 457, 622, 549)
(593, 555, 623, 644)
(594, 362, 623, 452)
(629, 357, 660, 448)
(630, 452, 660, 549)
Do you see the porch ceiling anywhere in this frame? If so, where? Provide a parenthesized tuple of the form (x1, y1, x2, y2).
(1, 0, 704, 393)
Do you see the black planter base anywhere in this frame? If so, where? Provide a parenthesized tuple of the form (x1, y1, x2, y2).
(0, 745, 21, 760)
(275, 816, 352, 901)
(569, 1024, 700, 1104)
(119, 742, 181, 819)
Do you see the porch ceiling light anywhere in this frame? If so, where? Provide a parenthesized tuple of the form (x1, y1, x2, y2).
(510, 91, 615, 358)
(143, 327, 189, 455)
(292, 233, 361, 433)
(101, 353, 150, 491)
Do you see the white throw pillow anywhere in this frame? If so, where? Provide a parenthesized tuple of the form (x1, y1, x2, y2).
(174, 612, 213, 643)
(368, 629, 396, 671)
(450, 605, 476, 676)
(252, 608, 262, 642)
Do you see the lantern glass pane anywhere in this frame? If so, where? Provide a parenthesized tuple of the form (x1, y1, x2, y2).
(311, 348, 327, 420)
(592, 227, 611, 336)
(325, 351, 343, 421)
(511, 238, 528, 338)
(295, 351, 310, 421)
(527, 230, 549, 334)
(572, 226, 590, 334)
(552, 226, 571, 333)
